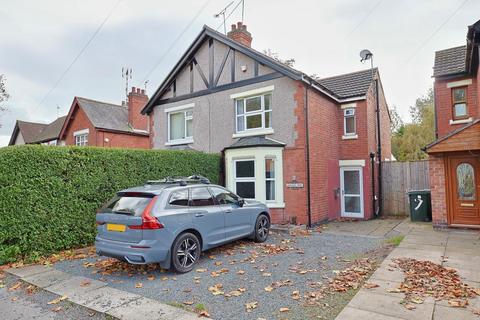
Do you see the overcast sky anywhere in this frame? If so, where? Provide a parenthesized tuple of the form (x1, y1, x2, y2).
(1, 0, 479, 146)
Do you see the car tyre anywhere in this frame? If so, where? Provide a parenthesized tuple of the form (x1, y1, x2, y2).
(171, 232, 201, 273)
(254, 214, 270, 243)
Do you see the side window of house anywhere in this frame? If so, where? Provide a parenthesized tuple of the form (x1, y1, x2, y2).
(168, 109, 193, 142)
(234, 160, 255, 198)
(344, 108, 356, 135)
(265, 158, 275, 201)
(209, 187, 238, 205)
(452, 87, 467, 120)
(75, 132, 88, 146)
(190, 187, 215, 206)
(235, 93, 272, 132)
(169, 189, 189, 206)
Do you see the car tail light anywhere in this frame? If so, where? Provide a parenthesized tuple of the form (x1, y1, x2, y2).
(96, 221, 105, 225)
(129, 196, 164, 230)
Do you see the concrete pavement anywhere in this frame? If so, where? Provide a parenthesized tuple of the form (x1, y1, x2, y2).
(335, 223, 480, 320)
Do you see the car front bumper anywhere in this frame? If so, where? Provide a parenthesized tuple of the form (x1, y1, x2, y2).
(95, 236, 170, 268)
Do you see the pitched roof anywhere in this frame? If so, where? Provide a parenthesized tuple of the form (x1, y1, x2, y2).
(142, 25, 377, 114)
(433, 45, 467, 77)
(317, 68, 377, 99)
(224, 136, 285, 150)
(75, 97, 133, 133)
(9, 116, 68, 145)
(36, 116, 67, 143)
(15, 121, 48, 144)
(425, 119, 480, 152)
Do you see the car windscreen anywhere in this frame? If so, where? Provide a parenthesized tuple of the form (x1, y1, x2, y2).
(100, 194, 154, 216)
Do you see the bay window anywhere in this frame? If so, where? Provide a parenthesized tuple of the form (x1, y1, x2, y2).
(234, 159, 255, 199)
(265, 158, 275, 201)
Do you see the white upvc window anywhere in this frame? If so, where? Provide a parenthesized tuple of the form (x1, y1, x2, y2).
(74, 129, 89, 146)
(265, 158, 275, 201)
(343, 108, 356, 136)
(235, 93, 272, 133)
(233, 159, 256, 199)
(167, 106, 193, 144)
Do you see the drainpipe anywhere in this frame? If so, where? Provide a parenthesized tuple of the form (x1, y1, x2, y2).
(370, 152, 376, 217)
(375, 76, 383, 216)
(304, 84, 312, 228)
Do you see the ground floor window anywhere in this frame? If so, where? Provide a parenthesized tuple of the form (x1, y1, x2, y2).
(234, 159, 255, 199)
(265, 158, 275, 201)
(74, 129, 89, 146)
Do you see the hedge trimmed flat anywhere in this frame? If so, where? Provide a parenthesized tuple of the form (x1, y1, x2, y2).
(95, 176, 270, 273)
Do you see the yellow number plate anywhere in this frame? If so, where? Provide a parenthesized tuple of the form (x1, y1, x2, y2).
(106, 224, 126, 232)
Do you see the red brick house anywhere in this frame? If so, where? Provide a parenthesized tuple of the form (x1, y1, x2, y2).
(141, 22, 392, 226)
(58, 87, 150, 149)
(426, 19, 480, 228)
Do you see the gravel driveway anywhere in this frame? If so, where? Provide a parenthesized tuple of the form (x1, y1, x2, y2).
(53, 231, 384, 319)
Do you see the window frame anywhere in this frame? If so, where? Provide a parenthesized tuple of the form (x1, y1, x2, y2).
(343, 108, 356, 136)
(233, 159, 256, 199)
(265, 158, 276, 202)
(167, 188, 190, 208)
(452, 86, 468, 120)
(235, 93, 272, 133)
(456, 162, 476, 201)
(188, 186, 216, 207)
(75, 133, 88, 146)
(167, 108, 193, 144)
(208, 186, 239, 205)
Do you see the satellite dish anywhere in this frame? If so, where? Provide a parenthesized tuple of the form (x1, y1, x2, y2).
(360, 49, 373, 62)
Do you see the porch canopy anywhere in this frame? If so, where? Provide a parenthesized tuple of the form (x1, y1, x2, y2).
(426, 119, 480, 153)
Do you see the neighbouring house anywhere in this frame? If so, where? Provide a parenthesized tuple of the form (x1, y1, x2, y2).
(8, 116, 67, 146)
(58, 87, 150, 148)
(426, 19, 480, 228)
(141, 22, 392, 225)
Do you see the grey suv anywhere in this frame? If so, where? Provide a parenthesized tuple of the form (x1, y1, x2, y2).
(95, 176, 270, 273)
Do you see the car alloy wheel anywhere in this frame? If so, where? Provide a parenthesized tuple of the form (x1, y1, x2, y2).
(176, 237, 198, 268)
(255, 214, 270, 242)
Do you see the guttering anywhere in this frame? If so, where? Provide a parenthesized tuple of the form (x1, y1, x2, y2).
(304, 82, 312, 228)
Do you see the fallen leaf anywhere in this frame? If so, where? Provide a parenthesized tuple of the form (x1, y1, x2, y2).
(8, 282, 21, 291)
(80, 280, 91, 287)
(199, 310, 210, 318)
(264, 286, 273, 292)
(135, 282, 143, 288)
(11, 297, 18, 301)
(245, 301, 258, 312)
(214, 261, 223, 266)
(262, 272, 272, 277)
(147, 275, 156, 281)
(196, 268, 207, 273)
(237, 270, 245, 275)
(48, 295, 68, 305)
(279, 307, 290, 312)
(448, 299, 468, 308)
(52, 306, 62, 312)
(364, 283, 379, 289)
(183, 301, 194, 305)
(291, 290, 300, 300)
(404, 303, 416, 310)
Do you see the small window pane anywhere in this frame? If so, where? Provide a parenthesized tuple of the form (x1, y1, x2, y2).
(265, 159, 275, 179)
(265, 111, 271, 128)
(245, 96, 261, 112)
(185, 110, 193, 117)
(457, 163, 475, 200)
(190, 188, 215, 206)
(454, 103, 467, 117)
(345, 116, 355, 134)
(246, 114, 262, 129)
(237, 116, 245, 131)
(236, 182, 255, 199)
(170, 112, 185, 140)
(266, 181, 275, 201)
(345, 196, 361, 213)
(236, 100, 244, 115)
(453, 88, 466, 102)
(235, 160, 254, 178)
(186, 119, 193, 137)
(210, 187, 238, 205)
(264, 94, 271, 110)
(344, 170, 360, 195)
(169, 190, 189, 206)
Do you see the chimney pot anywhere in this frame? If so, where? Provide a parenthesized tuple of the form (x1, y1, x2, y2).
(227, 21, 252, 48)
(231, 24, 236, 30)
(141, 89, 145, 95)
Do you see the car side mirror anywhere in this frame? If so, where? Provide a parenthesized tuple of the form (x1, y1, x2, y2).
(237, 198, 245, 207)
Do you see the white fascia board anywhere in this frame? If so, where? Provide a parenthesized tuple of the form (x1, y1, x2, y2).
(230, 85, 275, 99)
(164, 103, 194, 113)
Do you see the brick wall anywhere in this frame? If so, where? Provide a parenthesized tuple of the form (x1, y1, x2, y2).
(435, 76, 479, 138)
(128, 87, 149, 131)
(63, 105, 96, 146)
(428, 154, 448, 227)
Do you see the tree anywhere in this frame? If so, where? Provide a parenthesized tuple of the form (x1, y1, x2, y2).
(263, 49, 295, 68)
(389, 105, 404, 134)
(0, 74, 9, 128)
(391, 89, 435, 161)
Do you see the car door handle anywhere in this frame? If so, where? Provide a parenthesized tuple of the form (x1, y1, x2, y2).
(225, 209, 232, 213)
(194, 213, 204, 217)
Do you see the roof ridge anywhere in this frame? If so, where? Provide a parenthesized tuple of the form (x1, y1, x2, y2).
(318, 67, 378, 81)
(76, 96, 123, 108)
(17, 119, 48, 125)
(435, 45, 466, 53)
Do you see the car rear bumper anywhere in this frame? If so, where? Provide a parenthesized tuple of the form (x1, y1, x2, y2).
(95, 236, 170, 267)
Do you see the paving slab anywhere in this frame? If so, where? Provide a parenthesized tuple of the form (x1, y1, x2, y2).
(43, 276, 107, 297)
(6, 265, 52, 278)
(22, 269, 72, 288)
(69, 286, 142, 313)
(433, 304, 480, 320)
(370, 264, 405, 283)
(347, 290, 435, 319)
(335, 306, 404, 320)
(107, 296, 199, 320)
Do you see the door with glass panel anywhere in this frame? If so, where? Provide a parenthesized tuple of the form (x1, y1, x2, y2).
(449, 157, 480, 225)
(340, 167, 364, 218)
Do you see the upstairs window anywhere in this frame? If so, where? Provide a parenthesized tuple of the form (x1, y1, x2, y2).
(452, 87, 467, 120)
(168, 109, 193, 142)
(343, 108, 356, 135)
(236, 93, 272, 132)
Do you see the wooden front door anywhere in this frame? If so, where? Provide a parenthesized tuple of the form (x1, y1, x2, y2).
(449, 156, 480, 225)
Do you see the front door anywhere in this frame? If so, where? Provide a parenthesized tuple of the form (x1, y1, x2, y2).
(340, 167, 364, 218)
(449, 157, 480, 225)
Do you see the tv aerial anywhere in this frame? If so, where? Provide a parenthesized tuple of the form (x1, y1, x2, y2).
(214, 1, 235, 34)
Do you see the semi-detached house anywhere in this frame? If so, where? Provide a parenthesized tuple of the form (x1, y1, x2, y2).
(142, 22, 392, 226)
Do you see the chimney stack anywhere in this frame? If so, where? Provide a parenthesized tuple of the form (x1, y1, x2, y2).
(227, 21, 252, 47)
(127, 86, 149, 131)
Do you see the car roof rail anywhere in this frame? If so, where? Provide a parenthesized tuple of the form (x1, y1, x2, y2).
(145, 175, 210, 186)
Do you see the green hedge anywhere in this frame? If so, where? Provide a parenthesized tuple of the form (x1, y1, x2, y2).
(0, 145, 221, 264)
